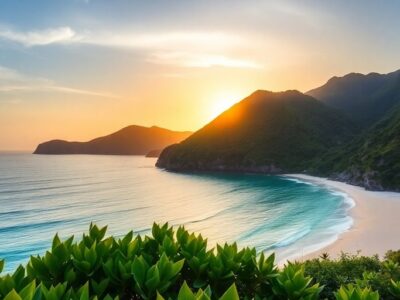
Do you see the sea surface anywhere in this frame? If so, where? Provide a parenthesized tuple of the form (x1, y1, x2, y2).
(0, 153, 354, 272)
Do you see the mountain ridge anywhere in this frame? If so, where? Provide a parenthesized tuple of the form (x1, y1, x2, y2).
(157, 69, 400, 191)
(156, 90, 357, 173)
(34, 125, 192, 156)
(307, 69, 400, 127)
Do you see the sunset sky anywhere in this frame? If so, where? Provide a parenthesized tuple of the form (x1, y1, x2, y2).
(1, 0, 400, 150)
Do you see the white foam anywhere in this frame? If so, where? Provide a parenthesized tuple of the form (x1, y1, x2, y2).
(273, 175, 357, 263)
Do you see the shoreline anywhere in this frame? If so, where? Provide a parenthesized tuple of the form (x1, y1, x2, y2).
(285, 174, 400, 260)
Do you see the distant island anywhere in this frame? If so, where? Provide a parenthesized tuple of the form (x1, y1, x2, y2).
(157, 70, 400, 192)
(34, 125, 192, 156)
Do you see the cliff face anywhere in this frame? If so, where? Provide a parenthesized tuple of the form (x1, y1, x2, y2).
(156, 90, 357, 174)
(34, 125, 192, 155)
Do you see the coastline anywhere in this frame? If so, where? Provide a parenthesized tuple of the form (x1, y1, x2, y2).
(285, 174, 400, 260)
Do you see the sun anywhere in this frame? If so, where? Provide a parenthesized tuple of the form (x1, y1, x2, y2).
(209, 91, 242, 121)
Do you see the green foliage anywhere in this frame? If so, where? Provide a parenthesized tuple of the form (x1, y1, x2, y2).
(272, 263, 322, 300)
(1, 223, 397, 299)
(389, 280, 400, 298)
(131, 253, 184, 298)
(313, 104, 400, 191)
(386, 250, 400, 265)
(304, 252, 400, 299)
(334, 284, 379, 300)
(156, 281, 239, 300)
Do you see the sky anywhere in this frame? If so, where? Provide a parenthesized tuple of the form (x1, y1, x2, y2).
(1, 1, 400, 150)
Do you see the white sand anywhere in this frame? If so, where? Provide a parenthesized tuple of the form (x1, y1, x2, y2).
(285, 174, 400, 260)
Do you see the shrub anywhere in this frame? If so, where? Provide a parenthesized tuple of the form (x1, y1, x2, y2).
(304, 252, 400, 299)
(0, 223, 397, 299)
(386, 251, 400, 265)
(334, 284, 379, 300)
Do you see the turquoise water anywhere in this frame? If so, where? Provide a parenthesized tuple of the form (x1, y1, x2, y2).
(0, 153, 353, 272)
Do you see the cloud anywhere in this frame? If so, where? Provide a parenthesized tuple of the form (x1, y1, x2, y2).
(84, 31, 263, 69)
(0, 27, 79, 46)
(83, 31, 242, 51)
(149, 52, 262, 69)
(0, 27, 243, 50)
(0, 65, 118, 98)
(0, 25, 263, 69)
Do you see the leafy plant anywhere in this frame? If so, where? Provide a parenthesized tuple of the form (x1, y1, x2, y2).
(131, 253, 184, 299)
(389, 280, 400, 298)
(273, 262, 322, 300)
(157, 281, 239, 300)
(1, 223, 400, 299)
(334, 284, 379, 300)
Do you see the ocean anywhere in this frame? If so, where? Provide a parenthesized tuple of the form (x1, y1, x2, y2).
(0, 153, 353, 272)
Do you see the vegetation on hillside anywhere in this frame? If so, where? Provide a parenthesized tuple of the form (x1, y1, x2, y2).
(311, 104, 400, 191)
(157, 90, 357, 173)
(156, 75, 400, 191)
(1, 223, 399, 299)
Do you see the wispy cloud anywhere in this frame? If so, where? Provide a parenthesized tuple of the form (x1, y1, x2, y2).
(149, 52, 262, 69)
(0, 25, 263, 69)
(83, 31, 242, 51)
(0, 65, 118, 98)
(83, 30, 262, 69)
(0, 27, 80, 46)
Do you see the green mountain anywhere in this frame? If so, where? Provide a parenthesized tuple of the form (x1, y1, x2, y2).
(34, 125, 192, 156)
(156, 90, 356, 173)
(313, 104, 400, 191)
(307, 70, 400, 127)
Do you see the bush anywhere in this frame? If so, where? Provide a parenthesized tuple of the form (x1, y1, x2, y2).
(304, 252, 400, 299)
(386, 250, 400, 265)
(0, 223, 397, 299)
(334, 284, 379, 300)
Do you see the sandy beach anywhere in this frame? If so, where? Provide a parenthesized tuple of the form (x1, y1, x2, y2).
(286, 174, 400, 260)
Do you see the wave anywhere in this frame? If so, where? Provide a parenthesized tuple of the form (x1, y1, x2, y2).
(268, 226, 312, 249)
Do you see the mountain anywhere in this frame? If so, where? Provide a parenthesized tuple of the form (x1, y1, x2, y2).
(307, 69, 400, 127)
(34, 125, 192, 156)
(156, 90, 357, 173)
(313, 104, 400, 191)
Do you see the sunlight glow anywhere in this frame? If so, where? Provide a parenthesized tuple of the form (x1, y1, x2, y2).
(209, 91, 241, 121)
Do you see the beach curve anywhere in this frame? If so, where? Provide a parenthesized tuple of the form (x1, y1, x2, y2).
(285, 174, 400, 260)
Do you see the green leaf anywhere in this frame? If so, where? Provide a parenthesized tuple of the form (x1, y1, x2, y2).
(52, 234, 62, 250)
(4, 290, 22, 300)
(18, 281, 36, 300)
(193, 279, 207, 289)
(78, 282, 90, 300)
(98, 225, 108, 241)
(0, 259, 4, 273)
(219, 284, 239, 300)
(170, 259, 185, 278)
(73, 259, 92, 274)
(52, 243, 70, 262)
(195, 290, 211, 300)
(84, 243, 98, 267)
(64, 267, 76, 284)
(91, 278, 109, 297)
(145, 265, 160, 291)
(156, 292, 165, 300)
(177, 281, 195, 300)
(132, 256, 149, 286)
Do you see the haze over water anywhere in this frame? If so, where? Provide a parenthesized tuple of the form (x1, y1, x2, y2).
(0, 153, 353, 272)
